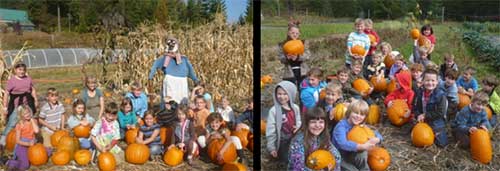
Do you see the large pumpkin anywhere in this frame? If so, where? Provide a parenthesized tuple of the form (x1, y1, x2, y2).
(387, 100, 410, 127)
(366, 104, 380, 125)
(368, 147, 391, 171)
(347, 125, 375, 144)
(384, 55, 395, 69)
(164, 146, 184, 166)
(470, 129, 492, 164)
(222, 162, 247, 171)
(352, 79, 371, 97)
(98, 152, 116, 171)
(283, 40, 305, 56)
(126, 128, 139, 144)
(351, 45, 366, 56)
(306, 149, 336, 170)
(57, 136, 80, 160)
(208, 138, 237, 165)
(5, 129, 16, 152)
(51, 130, 70, 147)
(231, 129, 250, 148)
(73, 125, 91, 138)
(160, 127, 173, 145)
(261, 120, 266, 135)
(417, 36, 431, 48)
(332, 103, 348, 122)
(51, 150, 71, 165)
(371, 76, 387, 92)
(261, 75, 273, 84)
(386, 80, 397, 94)
(28, 143, 48, 166)
(125, 143, 150, 164)
(74, 149, 92, 166)
(485, 106, 493, 120)
(458, 93, 471, 110)
(411, 122, 435, 147)
(410, 28, 420, 39)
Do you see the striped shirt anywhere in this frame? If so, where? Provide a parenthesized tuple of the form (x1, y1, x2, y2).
(39, 102, 65, 133)
(140, 124, 162, 145)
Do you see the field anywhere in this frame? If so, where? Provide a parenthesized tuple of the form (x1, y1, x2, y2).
(261, 17, 500, 170)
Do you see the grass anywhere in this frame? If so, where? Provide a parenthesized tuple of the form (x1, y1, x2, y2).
(0, 31, 95, 50)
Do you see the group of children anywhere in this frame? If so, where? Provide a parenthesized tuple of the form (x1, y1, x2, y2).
(267, 17, 499, 170)
(0, 62, 254, 170)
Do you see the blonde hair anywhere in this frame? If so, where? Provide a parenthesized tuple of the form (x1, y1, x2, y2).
(364, 19, 373, 26)
(426, 61, 439, 71)
(394, 53, 404, 61)
(351, 60, 363, 68)
(410, 63, 424, 72)
(325, 82, 342, 96)
(354, 18, 364, 26)
(379, 42, 392, 52)
(418, 46, 428, 54)
(443, 53, 455, 61)
(16, 105, 33, 123)
(85, 75, 97, 87)
(47, 87, 58, 96)
(372, 52, 383, 60)
(130, 81, 143, 91)
(345, 99, 369, 119)
(471, 91, 489, 105)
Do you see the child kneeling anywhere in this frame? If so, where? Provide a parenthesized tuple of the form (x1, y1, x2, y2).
(451, 92, 491, 148)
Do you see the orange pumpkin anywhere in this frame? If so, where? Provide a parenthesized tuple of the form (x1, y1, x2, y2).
(50, 130, 70, 147)
(351, 45, 366, 56)
(458, 93, 471, 110)
(368, 34, 376, 45)
(485, 106, 493, 120)
(470, 129, 492, 164)
(386, 80, 397, 94)
(306, 149, 336, 170)
(160, 127, 173, 145)
(347, 125, 375, 144)
(352, 79, 371, 97)
(125, 143, 150, 164)
(319, 89, 327, 100)
(261, 120, 266, 135)
(283, 40, 305, 55)
(74, 149, 92, 166)
(208, 138, 237, 165)
(418, 36, 431, 48)
(387, 99, 410, 127)
(98, 152, 116, 171)
(384, 55, 395, 69)
(64, 98, 73, 105)
(231, 129, 250, 148)
(57, 136, 80, 160)
(332, 103, 347, 122)
(248, 134, 254, 152)
(164, 146, 184, 166)
(72, 88, 80, 95)
(411, 122, 435, 147)
(368, 147, 391, 171)
(126, 128, 139, 144)
(73, 125, 91, 138)
(51, 150, 71, 165)
(28, 143, 48, 166)
(261, 75, 273, 84)
(370, 76, 387, 92)
(5, 129, 16, 152)
(366, 104, 380, 125)
(104, 91, 112, 97)
(410, 28, 420, 39)
(222, 162, 247, 171)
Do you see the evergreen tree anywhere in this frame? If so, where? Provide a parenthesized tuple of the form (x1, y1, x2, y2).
(154, 0, 169, 26)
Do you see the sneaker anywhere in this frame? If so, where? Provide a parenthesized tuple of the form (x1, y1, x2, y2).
(187, 157, 193, 165)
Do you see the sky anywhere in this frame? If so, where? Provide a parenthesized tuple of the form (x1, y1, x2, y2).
(225, 0, 248, 23)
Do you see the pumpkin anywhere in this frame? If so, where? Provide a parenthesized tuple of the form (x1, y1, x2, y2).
(164, 146, 184, 166)
(410, 28, 420, 39)
(306, 149, 336, 170)
(28, 143, 48, 166)
(368, 34, 376, 45)
(332, 103, 347, 122)
(368, 147, 391, 171)
(98, 152, 116, 171)
(458, 93, 471, 110)
(319, 89, 326, 100)
(248, 134, 254, 152)
(5, 129, 16, 152)
(411, 122, 435, 147)
(261, 75, 273, 84)
(208, 138, 237, 165)
(125, 143, 150, 164)
(366, 104, 380, 125)
(74, 149, 92, 166)
(386, 80, 397, 94)
(470, 129, 492, 164)
(57, 136, 80, 160)
(261, 120, 266, 135)
(352, 79, 371, 97)
(222, 162, 247, 171)
(384, 55, 395, 69)
(72, 88, 80, 95)
(418, 36, 431, 48)
(104, 91, 112, 97)
(485, 106, 493, 120)
(231, 129, 250, 148)
(51, 150, 71, 165)
(387, 99, 410, 127)
(50, 130, 70, 147)
(160, 127, 173, 145)
(64, 98, 73, 105)
(283, 40, 305, 55)
(351, 45, 366, 57)
(370, 76, 387, 92)
(126, 128, 139, 144)
(73, 125, 91, 138)
(347, 125, 375, 144)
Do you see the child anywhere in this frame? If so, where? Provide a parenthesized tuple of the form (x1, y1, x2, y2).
(332, 99, 383, 170)
(410, 63, 424, 95)
(414, 69, 448, 147)
(364, 52, 386, 80)
(317, 83, 343, 123)
(384, 71, 414, 119)
(457, 66, 479, 97)
(190, 82, 214, 113)
(125, 81, 148, 119)
(288, 107, 342, 171)
(234, 97, 254, 133)
(481, 76, 499, 127)
(156, 98, 178, 127)
(440, 70, 459, 120)
(379, 42, 400, 77)
(363, 19, 380, 67)
(451, 92, 491, 148)
(6, 105, 42, 170)
(278, 19, 311, 88)
(118, 98, 138, 139)
(198, 112, 247, 164)
(420, 24, 436, 60)
(332, 67, 358, 101)
(349, 60, 374, 101)
(80, 75, 104, 121)
(216, 96, 235, 129)
(38, 88, 65, 148)
(188, 95, 210, 136)
(412, 40, 430, 66)
(439, 53, 459, 81)
(90, 102, 123, 164)
(136, 111, 162, 160)
(388, 54, 408, 80)
(300, 67, 327, 110)
(169, 106, 198, 165)
(67, 99, 95, 149)
(345, 18, 370, 68)
(266, 81, 301, 165)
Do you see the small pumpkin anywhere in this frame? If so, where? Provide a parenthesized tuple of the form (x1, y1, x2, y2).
(5, 129, 16, 152)
(164, 146, 184, 166)
(387, 99, 410, 127)
(306, 149, 336, 170)
(222, 162, 247, 171)
(370, 76, 387, 92)
(73, 125, 91, 138)
(104, 91, 112, 97)
(332, 103, 348, 122)
(74, 149, 92, 166)
(98, 152, 116, 171)
(368, 147, 391, 171)
(411, 122, 435, 147)
(368, 34, 376, 45)
(351, 45, 366, 57)
(160, 127, 173, 145)
(51, 150, 71, 165)
(384, 55, 395, 69)
(261, 120, 266, 135)
(72, 88, 80, 95)
(64, 98, 73, 105)
(485, 106, 493, 120)
(352, 79, 371, 97)
(347, 125, 375, 144)
(319, 89, 327, 100)
(470, 129, 492, 164)
(126, 128, 139, 144)
(417, 36, 431, 48)
(386, 80, 397, 94)
(283, 40, 305, 56)
(458, 93, 471, 110)
(366, 104, 380, 125)
(410, 28, 420, 39)
(261, 75, 273, 84)
(50, 130, 70, 147)
(125, 143, 150, 164)
(231, 129, 250, 148)
(57, 136, 80, 160)
(28, 143, 48, 166)
(208, 138, 237, 165)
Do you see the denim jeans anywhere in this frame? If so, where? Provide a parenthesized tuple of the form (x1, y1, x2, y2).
(429, 118, 448, 147)
(149, 144, 163, 156)
(2, 110, 18, 136)
(490, 114, 497, 127)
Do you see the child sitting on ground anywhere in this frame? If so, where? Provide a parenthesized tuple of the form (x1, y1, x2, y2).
(90, 102, 123, 164)
(451, 92, 491, 148)
(136, 111, 163, 161)
(300, 67, 327, 110)
(67, 99, 95, 149)
(169, 106, 198, 165)
(457, 66, 479, 97)
(38, 88, 65, 149)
